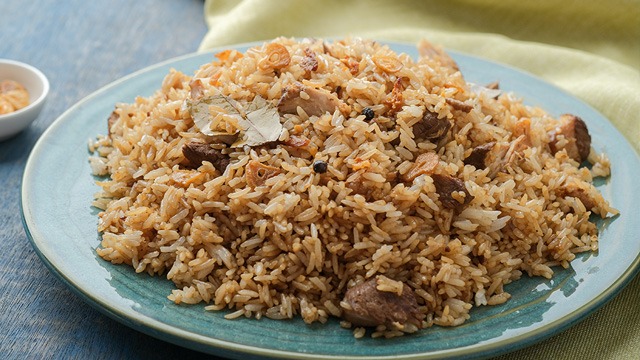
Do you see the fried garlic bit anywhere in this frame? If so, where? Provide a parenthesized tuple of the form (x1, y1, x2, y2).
(0, 80, 30, 115)
(259, 43, 291, 70)
(246, 160, 282, 187)
(372, 55, 404, 73)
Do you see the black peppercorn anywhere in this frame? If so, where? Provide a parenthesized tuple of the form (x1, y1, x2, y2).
(312, 160, 328, 173)
(361, 107, 375, 121)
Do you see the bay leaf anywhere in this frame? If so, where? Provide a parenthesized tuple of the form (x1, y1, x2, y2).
(232, 95, 283, 147)
(188, 93, 282, 147)
(187, 94, 243, 145)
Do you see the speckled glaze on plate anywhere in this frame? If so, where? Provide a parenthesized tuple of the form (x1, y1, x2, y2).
(21, 41, 640, 359)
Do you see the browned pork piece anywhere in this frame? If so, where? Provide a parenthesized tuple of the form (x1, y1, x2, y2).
(464, 135, 529, 178)
(342, 277, 424, 328)
(182, 141, 230, 172)
(431, 174, 474, 210)
(558, 182, 598, 211)
(463, 142, 495, 170)
(301, 48, 319, 75)
(445, 98, 473, 113)
(401, 153, 473, 210)
(277, 82, 347, 117)
(549, 114, 591, 163)
(412, 110, 452, 143)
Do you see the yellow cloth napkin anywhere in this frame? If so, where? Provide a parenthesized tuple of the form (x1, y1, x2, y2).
(199, 0, 640, 358)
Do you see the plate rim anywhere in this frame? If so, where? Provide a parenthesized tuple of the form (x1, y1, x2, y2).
(21, 40, 640, 360)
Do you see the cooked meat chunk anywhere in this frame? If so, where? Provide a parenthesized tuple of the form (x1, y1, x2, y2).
(417, 39, 459, 72)
(431, 174, 473, 210)
(412, 110, 452, 143)
(549, 114, 591, 163)
(558, 182, 597, 210)
(245, 160, 282, 187)
(464, 142, 495, 169)
(403, 152, 439, 182)
(301, 48, 319, 74)
(182, 142, 230, 173)
(446, 98, 473, 113)
(342, 277, 424, 328)
(107, 111, 119, 135)
(277, 82, 346, 117)
(483, 135, 529, 178)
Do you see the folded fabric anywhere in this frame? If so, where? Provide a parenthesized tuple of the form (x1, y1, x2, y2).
(198, 1, 640, 358)
(199, 0, 639, 154)
(200, 0, 640, 68)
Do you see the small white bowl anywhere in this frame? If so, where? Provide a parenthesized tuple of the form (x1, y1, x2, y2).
(0, 59, 50, 141)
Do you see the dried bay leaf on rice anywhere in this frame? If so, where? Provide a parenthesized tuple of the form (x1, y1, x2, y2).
(188, 94, 282, 147)
(232, 95, 282, 147)
(188, 94, 243, 140)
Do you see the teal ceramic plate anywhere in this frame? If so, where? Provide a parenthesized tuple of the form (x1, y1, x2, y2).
(22, 42, 640, 359)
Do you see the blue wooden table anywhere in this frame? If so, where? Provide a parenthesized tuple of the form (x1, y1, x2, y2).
(0, 1, 225, 358)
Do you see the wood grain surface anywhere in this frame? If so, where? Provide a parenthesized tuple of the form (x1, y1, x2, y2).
(0, 1, 225, 358)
